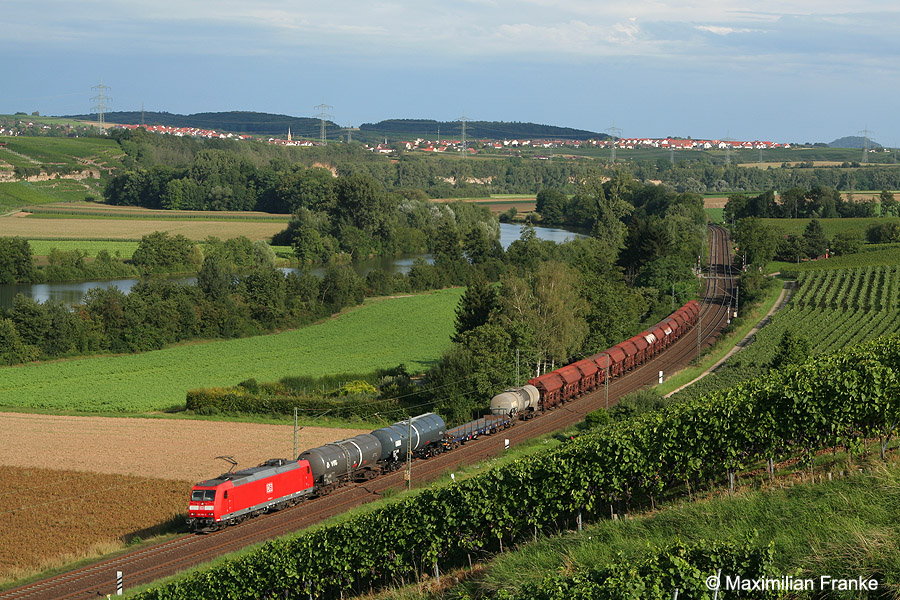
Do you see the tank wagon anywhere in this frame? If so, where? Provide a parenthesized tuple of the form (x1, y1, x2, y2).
(189, 300, 701, 531)
(489, 384, 540, 418)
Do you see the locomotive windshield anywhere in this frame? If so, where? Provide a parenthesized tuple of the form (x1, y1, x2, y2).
(191, 489, 216, 502)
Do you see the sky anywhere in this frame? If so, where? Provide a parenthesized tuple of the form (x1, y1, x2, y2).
(3, 0, 899, 144)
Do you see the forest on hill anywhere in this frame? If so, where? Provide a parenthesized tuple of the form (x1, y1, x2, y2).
(357, 119, 603, 141)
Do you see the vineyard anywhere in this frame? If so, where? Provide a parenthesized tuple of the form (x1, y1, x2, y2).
(132, 335, 900, 600)
(674, 265, 900, 401)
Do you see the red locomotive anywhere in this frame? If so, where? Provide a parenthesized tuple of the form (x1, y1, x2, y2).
(187, 458, 315, 530)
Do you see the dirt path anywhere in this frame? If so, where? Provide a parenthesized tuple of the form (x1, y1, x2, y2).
(664, 279, 795, 397)
(0, 412, 367, 482)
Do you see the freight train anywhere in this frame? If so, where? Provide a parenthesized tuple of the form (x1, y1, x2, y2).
(187, 300, 701, 531)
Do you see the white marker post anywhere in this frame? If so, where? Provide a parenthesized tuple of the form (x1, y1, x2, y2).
(658, 370, 664, 384)
(116, 571, 123, 596)
(504, 438, 510, 450)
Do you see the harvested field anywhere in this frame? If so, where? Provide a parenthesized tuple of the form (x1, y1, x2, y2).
(0, 216, 286, 240)
(0, 465, 190, 584)
(0, 412, 367, 481)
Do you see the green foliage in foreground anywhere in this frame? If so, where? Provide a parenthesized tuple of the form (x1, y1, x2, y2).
(457, 465, 900, 600)
(0, 288, 462, 413)
(133, 335, 900, 600)
(487, 540, 778, 600)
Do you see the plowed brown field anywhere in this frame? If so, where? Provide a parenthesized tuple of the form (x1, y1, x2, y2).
(0, 465, 190, 584)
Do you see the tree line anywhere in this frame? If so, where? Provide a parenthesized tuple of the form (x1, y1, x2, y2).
(724, 187, 898, 222)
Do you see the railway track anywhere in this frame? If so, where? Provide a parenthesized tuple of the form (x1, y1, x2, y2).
(1, 225, 735, 600)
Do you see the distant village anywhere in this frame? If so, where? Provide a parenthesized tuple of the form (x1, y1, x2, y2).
(2, 118, 796, 155)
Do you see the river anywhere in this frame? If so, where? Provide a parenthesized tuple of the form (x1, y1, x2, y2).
(0, 223, 586, 308)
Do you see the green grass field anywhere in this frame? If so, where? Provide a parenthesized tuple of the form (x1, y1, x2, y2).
(0, 288, 463, 414)
(26, 239, 141, 258)
(704, 207, 724, 222)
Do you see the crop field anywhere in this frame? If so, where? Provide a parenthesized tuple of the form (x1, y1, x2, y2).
(0, 465, 189, 585)
(0, 215, 286, 240)
(0, 288, 463, 413)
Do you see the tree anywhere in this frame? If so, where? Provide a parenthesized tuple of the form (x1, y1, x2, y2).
(776, 234, 805, 263)
(592, 172, 634, 252)
(880, 190, 898, 217)
(131, 231, 199, 273)
(0, 237, 36, 283)
(830, 230, 862, 256)
(801, 219, 828, 258)
(197, 253, 233, 302)
(535, 188, 567, 225)
(453, 275, 497, 341)
(733, 217, 778, 268)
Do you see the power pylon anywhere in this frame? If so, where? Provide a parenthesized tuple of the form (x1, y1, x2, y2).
(605, 123, 622, 162)
(859, 127, 874, 164)
(314, 99, 333, 143)
(91, 77, 111, 126)
(458, 114, 468, 157)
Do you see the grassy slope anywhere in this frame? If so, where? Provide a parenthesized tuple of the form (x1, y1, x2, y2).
(0, 288, 463, 414)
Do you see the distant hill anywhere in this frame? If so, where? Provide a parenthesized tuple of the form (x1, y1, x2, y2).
(59, 111, 332, 137)
(829, 135, 883, 149)
(359, 119, 604, 141)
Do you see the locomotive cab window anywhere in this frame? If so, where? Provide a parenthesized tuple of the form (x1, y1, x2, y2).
(191, 489, 216, 502)
(224, 491, 228, 499)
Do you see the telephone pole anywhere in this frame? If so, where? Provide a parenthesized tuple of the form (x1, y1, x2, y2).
(91, 77, 111, 126)
(314, 99, 333, 144)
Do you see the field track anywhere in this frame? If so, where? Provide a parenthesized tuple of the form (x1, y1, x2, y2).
(0, 226, 735, 600)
